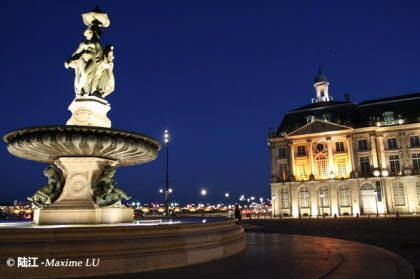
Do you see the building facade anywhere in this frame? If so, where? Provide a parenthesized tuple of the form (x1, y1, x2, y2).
(268, 69, 420, 217)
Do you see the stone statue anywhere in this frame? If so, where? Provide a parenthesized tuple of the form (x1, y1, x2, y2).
(28, 165, 65, 209)
(65, 6, 115, 98)
(92, 166, 131, 207)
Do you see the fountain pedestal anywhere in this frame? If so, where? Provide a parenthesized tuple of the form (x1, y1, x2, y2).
(66, 96, 111, 128)
(33, 157, 133, 225)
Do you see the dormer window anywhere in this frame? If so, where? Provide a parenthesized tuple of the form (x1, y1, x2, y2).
(382, 111, 397, 126)
(305, 115, 315, 123)
(323, 113, 331, 122)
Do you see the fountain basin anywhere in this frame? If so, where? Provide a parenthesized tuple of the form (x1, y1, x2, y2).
(3, 125, 161, 166)
(0, 218, 245, 278)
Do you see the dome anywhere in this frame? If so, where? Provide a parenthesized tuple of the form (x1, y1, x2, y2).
(314, 67, 328, 83)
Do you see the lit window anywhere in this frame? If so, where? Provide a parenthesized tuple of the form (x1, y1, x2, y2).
(299, 186, 310, 208)
(336, 142, 345, 153)
(416, 182, 420, 206)
(280, 188, 290, 209)
(393, 182, 405, 206)
(413, 153, 420, 174)
(305, 115, 315, 123)
(410, 136, 420, 147)
(299, 165, 308, 181)
(278, 148, 286, 159)
(319, 185, 329, 207)
(278, 164, 288, 181)
(389, 155, 401, 175)
(339, 185, 350, 207)
(316, 155, 328, 177)
(388, 138, 398, 149)
(337, 158, 347, 177)
(383, 111, 396, 125)
(360, 157, 370, 176)
(297, 146, 306, 156)
(358, 139, 368, 151)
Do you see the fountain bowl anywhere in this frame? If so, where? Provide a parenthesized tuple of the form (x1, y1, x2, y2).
(3, 125, 161, 166)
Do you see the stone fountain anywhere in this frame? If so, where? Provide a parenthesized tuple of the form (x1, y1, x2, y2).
(1, 8, 245, 278)
(3, 7, 160, 225)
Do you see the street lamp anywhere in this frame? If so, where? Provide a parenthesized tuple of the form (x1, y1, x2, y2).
(201, 189, 207, 196)
(320, 193, 324, 217)
(164, 129, 170, 215)
(225, 193, 229, 198)
(374, 190, 379, 218)
(272, 194, 276, 217)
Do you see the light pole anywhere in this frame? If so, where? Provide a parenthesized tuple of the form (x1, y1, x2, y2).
(320, 193, 324, 217)
(164, 129, 170, 215)
(201, 189, 207, 214)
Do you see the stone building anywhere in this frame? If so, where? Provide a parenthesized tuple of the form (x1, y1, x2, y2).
(268, 69, 420, 217)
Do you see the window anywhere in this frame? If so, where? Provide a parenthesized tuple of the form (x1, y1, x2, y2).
(305, 115, 315, 123)
(360, 157, 370, 176)
(299, 186, 310, 208)
(413, 153, 420, 174)
(358, 139, 368, 151)
(298, 165, 308, 181)
(319, 185, 329, 207)
(280, 188, 290, 209)
(278, 148, 286, 159)
(316, 155, 328, 177)
(410, 136, 420, 147)
(278, 164, 288, 181)
(383, 111, 396, 125)
(417, 182, 420, 206)
(393, 182, 405, 206)
(389, 155, 401, 175)
(297, 146, 306, 156)
(388, 138, 398, 149)
(339, 185, 350, 207)
(337, 158, 347, 177)
(336, 142, 345, 153)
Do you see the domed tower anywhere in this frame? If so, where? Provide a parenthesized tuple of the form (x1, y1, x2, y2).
(313, 67, 332, 102)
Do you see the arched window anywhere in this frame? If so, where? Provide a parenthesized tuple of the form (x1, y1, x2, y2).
(338, 185, 350, 207)
(417, 181, 420, 206)
(319, 185, 329, 207)
(316, 155, 328, 177)
(393, 182, 405, 206)
(280, 188, 290, 209)
(300, 186, 310, 208)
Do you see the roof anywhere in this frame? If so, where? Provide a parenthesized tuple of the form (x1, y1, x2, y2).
(274, 92, 420, 136)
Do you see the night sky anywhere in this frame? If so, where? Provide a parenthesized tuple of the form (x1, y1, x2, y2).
(0, 1, 419, 204)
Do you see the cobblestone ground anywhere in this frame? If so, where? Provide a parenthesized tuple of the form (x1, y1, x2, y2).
(242, 217, 420, 278)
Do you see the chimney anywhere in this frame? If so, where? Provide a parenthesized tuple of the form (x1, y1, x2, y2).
(344, 93, 350, 102)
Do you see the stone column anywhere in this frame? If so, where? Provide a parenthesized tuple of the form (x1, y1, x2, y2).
(347, 136, 356, 177)
(370, 135, 379, 169)
(327, 138, 334, 174)
(400, 133, 411, 175)
(307, 140, 315, 179)
(377, 136, 387, 170)
(289, 142, 296, 181)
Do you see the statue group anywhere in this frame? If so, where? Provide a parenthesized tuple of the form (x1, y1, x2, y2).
(29, 165, 131, 209)
(65, 6, 115, 98)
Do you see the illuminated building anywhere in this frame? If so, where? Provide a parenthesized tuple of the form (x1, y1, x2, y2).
(268, 68, 420, 217)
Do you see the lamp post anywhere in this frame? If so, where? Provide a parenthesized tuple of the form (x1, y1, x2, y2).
(164, 129, 170, 215)
(272, 194, 276, 217)
(374, 190, 379, 218)
(320, 193, 324, 217)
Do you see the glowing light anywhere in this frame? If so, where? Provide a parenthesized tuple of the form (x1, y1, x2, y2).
(163, 130, 170, 144)
(329, 171, 335, 179)
(225, 193, 229, 198)
(159, 188, 163, 193)
(201, 189, 207, 196)
(373, 170, 380, 177)
(381, 170, 389, 177)
(168, 188, 173, 193)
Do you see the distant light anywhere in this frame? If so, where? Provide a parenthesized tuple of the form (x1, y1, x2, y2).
(201, 189, 207, 196)
(250, 196, 255, 200)
(202, 219, 207, 223)
(225, 193, 229, 198)
(169, 188, 173, 193)
(159, 188, 163, 193)
(381, 170, 389, 177)
(329, 171, 335, 179)
(164, 130, 170, 144)
(373, 170, 380, 177)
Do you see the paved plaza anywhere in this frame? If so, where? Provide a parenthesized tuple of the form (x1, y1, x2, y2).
(97, 231, 414, 279)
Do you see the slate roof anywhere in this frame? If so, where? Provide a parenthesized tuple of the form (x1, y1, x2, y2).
(274, 92, 420, 137)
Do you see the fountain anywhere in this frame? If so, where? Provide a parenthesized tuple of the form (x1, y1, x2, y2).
(0, 7, 245, 278)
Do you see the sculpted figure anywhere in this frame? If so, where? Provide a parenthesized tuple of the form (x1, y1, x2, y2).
(65, 7, 114, 98)
(92, 166, 131, 207)
(28, 166, 65, 209)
